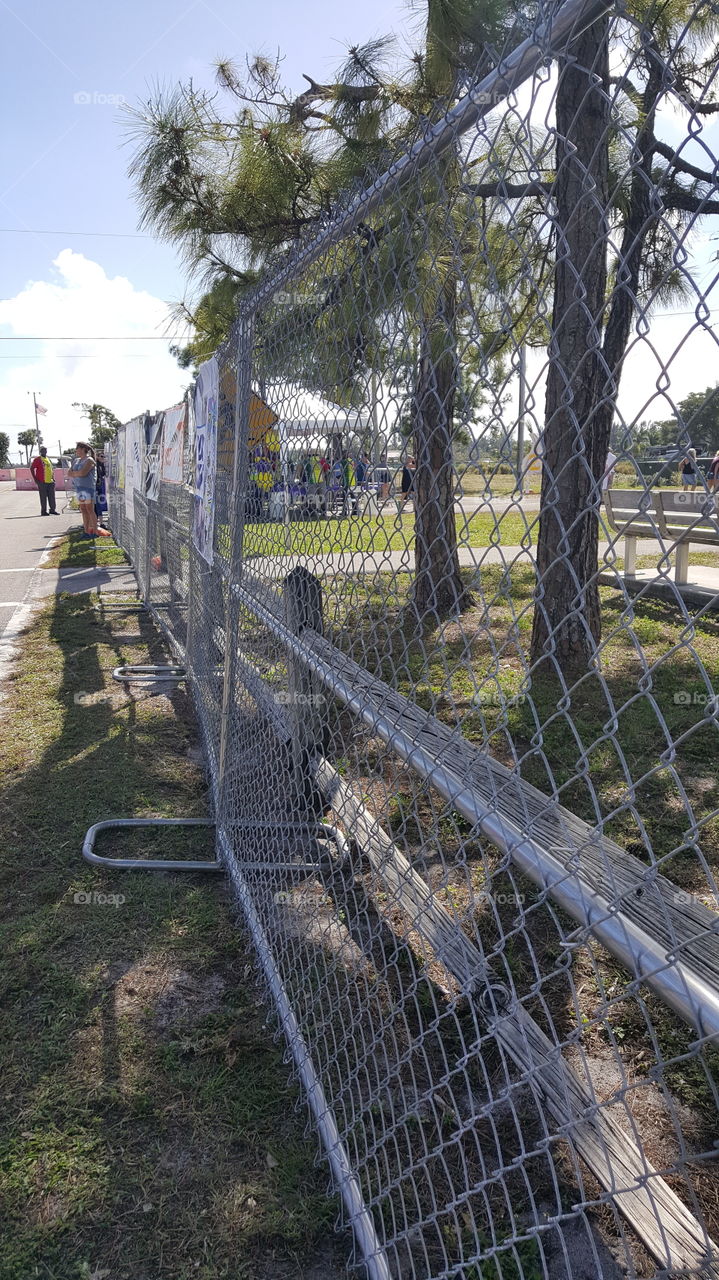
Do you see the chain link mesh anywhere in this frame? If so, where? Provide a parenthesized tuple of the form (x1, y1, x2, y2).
(106, 0, 719, 1272)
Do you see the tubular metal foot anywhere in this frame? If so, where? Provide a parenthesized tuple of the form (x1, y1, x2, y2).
(82, 818, 221, 872)
(113, 664, 187, 684)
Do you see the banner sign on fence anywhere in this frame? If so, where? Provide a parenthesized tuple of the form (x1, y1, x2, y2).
(124, 417, 143, 519)
(116, 428, 126, 495)
(161, 403, 185, 485)
(145, 447, 160, 502)
(144, 414, 162, 501)
(217, 364, 237, 474)
(192, 357, 218, 565)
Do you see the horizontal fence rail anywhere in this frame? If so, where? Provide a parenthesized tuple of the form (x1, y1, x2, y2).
(106, 0, 719, 1272)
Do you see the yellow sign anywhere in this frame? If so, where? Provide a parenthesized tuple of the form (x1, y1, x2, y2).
(248, 394, 279, 447)
(216, 378, 280, 473)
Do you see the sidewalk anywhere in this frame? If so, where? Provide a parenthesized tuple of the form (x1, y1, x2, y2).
(36, 562, 138, 596)
(252, 538, 671, 577)
(250, 539, 719, 610)
(32, 524, 719, 610)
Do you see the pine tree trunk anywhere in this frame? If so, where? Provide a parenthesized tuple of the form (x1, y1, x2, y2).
(530, 18, 610, 673)
(593, 54, 662, 456)
(412, 273, 467, 617)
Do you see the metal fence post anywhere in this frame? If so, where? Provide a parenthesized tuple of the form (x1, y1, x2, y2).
(282, 566, 328, 813)
(216, 314, 255, 809)
(101, 2, 719, 1270)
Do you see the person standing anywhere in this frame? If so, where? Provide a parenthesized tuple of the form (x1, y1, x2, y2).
(680, 448, 698, 491)
(30, 446, 57, 515)
(375, 453, 390, 501)
(400, 456, 416, 508)
(601, 448, 617, 497)
(71, 443, 111, 537)
(355, 453, 370, 489)
(94, 451, 107, 521)
(708, 449, 719, 493)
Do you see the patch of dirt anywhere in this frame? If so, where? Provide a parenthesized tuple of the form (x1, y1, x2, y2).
(156, 1135, 214, 1185)
(536, 1206, 628, 1279)
(239, 1239, 352, 1280)
(111, 957, 226, 1030)
(565, 1045, 706, 1166)
(31, 1192, 70, 1228)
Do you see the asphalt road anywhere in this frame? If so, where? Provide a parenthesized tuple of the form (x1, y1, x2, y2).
(0, 481, 81, 636)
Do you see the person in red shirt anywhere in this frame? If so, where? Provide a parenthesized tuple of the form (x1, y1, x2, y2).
(29, 447, 58, 515)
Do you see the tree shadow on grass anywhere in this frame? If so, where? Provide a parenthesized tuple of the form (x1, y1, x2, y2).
(45, 525, 128, 570)
(0, 591, 349, 1280)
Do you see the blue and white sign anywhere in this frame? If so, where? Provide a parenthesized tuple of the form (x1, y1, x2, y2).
(192, 356, 219, 565)
(124, 417, 143, 520)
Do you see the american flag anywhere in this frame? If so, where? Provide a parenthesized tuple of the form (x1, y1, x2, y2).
(35, 403, 47, 416)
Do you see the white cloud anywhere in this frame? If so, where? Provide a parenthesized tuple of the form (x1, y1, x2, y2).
(0, 250, 189, 456)
(2, 244, 716, 466)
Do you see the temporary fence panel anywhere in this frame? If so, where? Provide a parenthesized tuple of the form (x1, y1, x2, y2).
(106, 0, 719, 1274)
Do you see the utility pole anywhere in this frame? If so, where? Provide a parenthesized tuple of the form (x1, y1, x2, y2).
(370, 369, 380, 461)
(30, 392, 43, 449)
(516, 345, 526, 495)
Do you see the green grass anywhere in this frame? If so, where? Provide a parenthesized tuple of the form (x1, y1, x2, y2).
(335, 563, 719, 880)
(42, 527, 128, 569)
(456, 470, 542, 497)
(319, 564, 719, 1133)
(243, 510, 537, 558)
(0, 594, 346, 1280)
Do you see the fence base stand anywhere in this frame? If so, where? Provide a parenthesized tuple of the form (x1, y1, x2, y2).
(95, 602, 147, 610)
(82, 818, 222, 872)
(113, 664, 187, 685)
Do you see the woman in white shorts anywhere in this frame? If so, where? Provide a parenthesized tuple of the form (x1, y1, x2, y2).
(71, 442, 110, 538)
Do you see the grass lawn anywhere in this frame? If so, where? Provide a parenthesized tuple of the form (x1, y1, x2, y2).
(42, 526, 129, 570)
(457, 470, 542, 496)
(232, 559, 719, 1268)
(244, 509, 536, 558)
(333, 563, 719, 886)
(0, 593, 347, 1280)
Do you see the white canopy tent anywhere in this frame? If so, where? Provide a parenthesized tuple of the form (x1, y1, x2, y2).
(262, 385, 373, 470)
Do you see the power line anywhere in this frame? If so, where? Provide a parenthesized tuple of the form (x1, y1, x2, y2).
(0, 336, 183, 341)
(0, 354, 175, 360)
(648, 305, 719, 318)
(0, 227, 151, 239)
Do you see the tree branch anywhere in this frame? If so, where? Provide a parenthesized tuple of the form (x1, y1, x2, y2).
(654, 139, 719, 186)
(462, 180, 552, 199)
(676, 96, 719, 116)
(664, 188, 719, 215)
(288, 75, 380, 123)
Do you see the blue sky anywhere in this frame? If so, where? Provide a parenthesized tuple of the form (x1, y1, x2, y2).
(1, 1, 718, 457)
(0, 0, 415, 453)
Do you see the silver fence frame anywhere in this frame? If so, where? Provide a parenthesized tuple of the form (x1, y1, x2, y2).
(104, 0, 719, 1273)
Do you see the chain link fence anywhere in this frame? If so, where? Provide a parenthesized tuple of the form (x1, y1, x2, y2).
(106, 0, 719, 1273)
